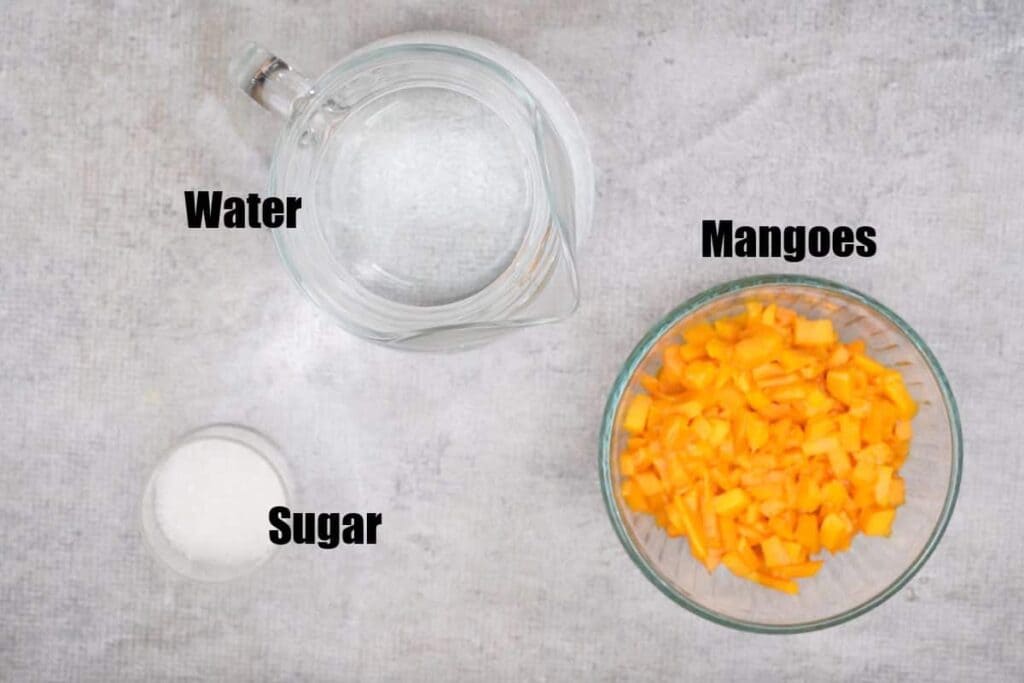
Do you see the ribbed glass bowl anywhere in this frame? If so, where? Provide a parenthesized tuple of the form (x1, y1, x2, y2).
(599, 275, 962, 633)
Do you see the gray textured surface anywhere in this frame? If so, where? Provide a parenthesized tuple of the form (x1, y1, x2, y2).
(1, 1, 1022, 680)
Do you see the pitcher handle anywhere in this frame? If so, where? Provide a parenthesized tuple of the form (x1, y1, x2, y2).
(230, 43, 312, 119)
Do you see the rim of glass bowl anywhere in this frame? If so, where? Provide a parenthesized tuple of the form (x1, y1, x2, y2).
(267, 36, 591, 343)
(598, 274, 963, 634)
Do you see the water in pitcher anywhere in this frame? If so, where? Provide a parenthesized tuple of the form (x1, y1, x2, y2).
(314, 87, 533, 307)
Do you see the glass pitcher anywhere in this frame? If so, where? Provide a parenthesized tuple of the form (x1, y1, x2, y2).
(231, 32, 594, 350)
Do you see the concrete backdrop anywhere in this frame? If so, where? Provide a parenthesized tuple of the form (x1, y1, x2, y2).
(1, 1, 1022, 680)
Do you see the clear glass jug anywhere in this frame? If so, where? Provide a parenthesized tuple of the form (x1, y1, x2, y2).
(231, 32, 593, 350)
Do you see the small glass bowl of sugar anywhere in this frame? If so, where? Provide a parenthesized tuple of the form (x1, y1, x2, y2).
(141, 424, 291, 581)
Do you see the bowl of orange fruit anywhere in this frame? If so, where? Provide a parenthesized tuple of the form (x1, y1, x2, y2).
(599, 275, 961, 632)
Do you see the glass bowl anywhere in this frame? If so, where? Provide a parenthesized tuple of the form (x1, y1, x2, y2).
(599, 275, 962, 633)
(140, 424, 292, 582)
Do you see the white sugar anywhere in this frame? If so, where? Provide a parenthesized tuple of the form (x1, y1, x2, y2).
(152, 437, 286, 567)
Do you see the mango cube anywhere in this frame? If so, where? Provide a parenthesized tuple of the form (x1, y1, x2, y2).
(793, 318, 836, 347)
(624, 394, 652, 434)
(820, 513, 852, 552)
(771, 560, 823, 579)
(712, 488, 751, 517)
(862, 508, 896, 536)
(762, 535, 791, 568)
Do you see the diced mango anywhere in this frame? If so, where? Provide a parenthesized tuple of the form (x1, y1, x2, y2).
(894, 419, 913, 442)
(826, 369, 855, 405)
(722, 551, 755, 578)
(634, 472, 662, 497)
(838, 414, 861, 452)
(640, 374, 660, 395)
(888, 476, 906, 506)
(679, 343, 706, 361)
(754, 573, 800, 595)
(795, 514, 820, 554)
(712, 488, 751, 517)
(804, 388, 833, 416)
(683, 323, 715, 346)
(737, 536, 763, 570)
(821, 480, 850, 509)
(827, 448, 852, 477)
(820, 513, 851, 553)
(882, 374, 918, 419)
(805, 416, 836, 441)
(892, 440, 910, 468)
(864, 400, 896, 444)
(768, 510, 796, 540)
(853, 353, 886, 376)
(677, 400, 703, 419)
(719, 515, 739, 550)
(624, 394, 652, 434)
(618, 301, 914, 595)
(692, 416, 712, 441)
(796, 477, 822, 513)
(762, 535, 792, 568)
(803, 434, 840, 456)
(861, 508, 896, 536)
(793, 318, 836, 347)
(746, 389, 773, 413)
(874, 466, 893, 506)
(769, 383, 808, 402)
(746, 416, 771, 451)
(857, 442, 893, 465)
(622, 479, 648, 512)
(702, 549, 722, 572)
(676, 497, 707, 560)
(827, 345, 850, 368)
(682, 361, 717, 390)
(770, 561, 823, 579)
(662, 345, 684, 380)
(713, 318, 741, 341)
(706, 337, 732, 361)
(707, 418, 729, 447)
(850, 460, 877, 487)
(849, 398, 871, 418)
(735, 333, 781, 367)
(779, 349, 811, 372)
(783, 540, 806, 563)
(748, 483, 784, 501)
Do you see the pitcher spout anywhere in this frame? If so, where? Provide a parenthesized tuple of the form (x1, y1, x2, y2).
(512, 225, 580, 326)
